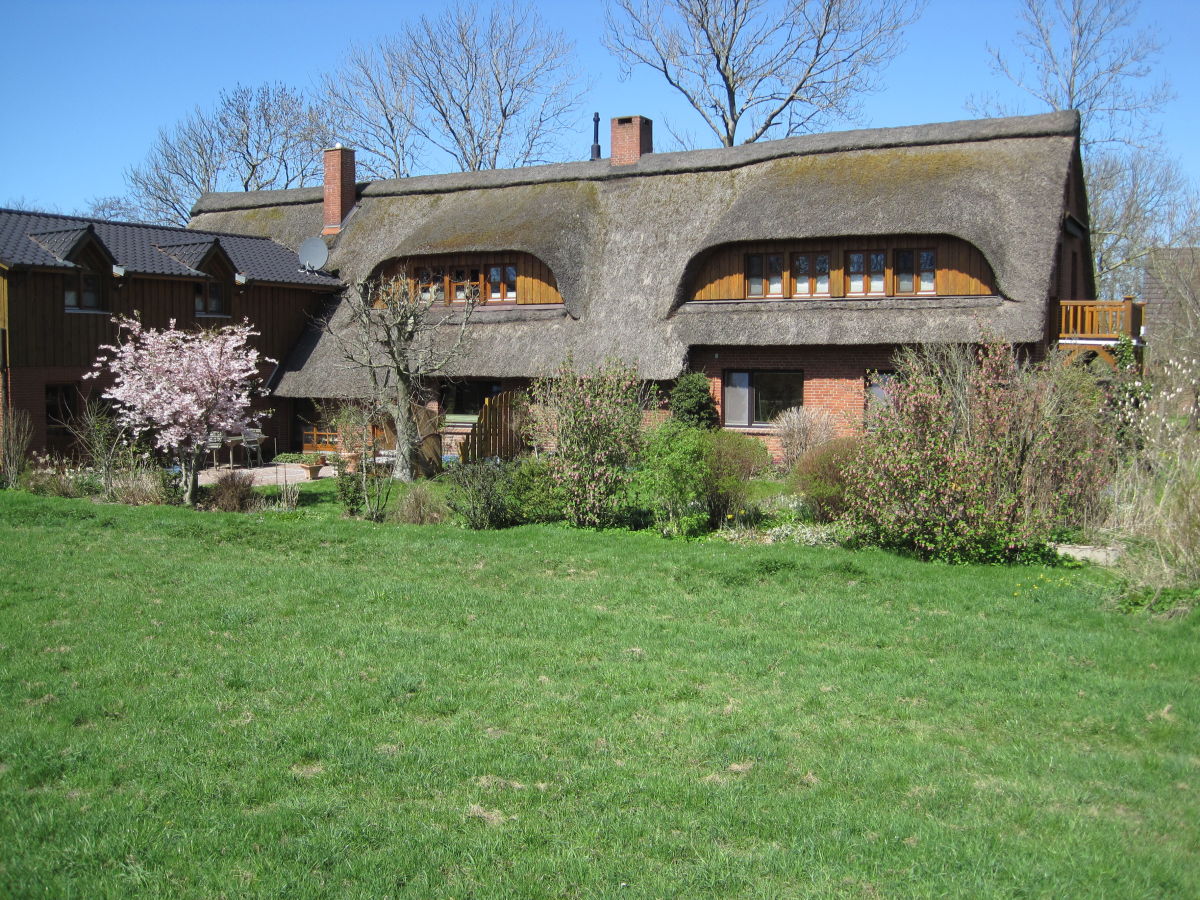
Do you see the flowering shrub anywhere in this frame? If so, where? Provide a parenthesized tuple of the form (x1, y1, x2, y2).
(87, 317, 270, 506)
(528, 357, 651, 528)
(843, 343, 1115, 563)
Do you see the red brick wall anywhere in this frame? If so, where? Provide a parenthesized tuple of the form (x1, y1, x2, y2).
(689, 345, 899, 461)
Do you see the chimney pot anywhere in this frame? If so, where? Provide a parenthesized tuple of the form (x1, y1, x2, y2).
(322, 146, 356, 235)
(610, 115, 653, 166)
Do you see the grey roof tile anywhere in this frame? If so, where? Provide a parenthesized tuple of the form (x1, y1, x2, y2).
(0, 208, 340, 289)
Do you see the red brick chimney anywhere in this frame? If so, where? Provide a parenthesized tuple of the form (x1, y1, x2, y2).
(322, 145, 357, 235)
(611, 116, 653, 166)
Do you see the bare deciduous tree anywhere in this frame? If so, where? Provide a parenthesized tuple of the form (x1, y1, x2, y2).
(971, 0, 1170, 149)
(323, 42, 422, 180)
(401, 1, 585, 171)
(604, 0, 923, 147)
(322, 272, 477, 482)
(971, 0, 1194, 298)
(122, 82, 330, 226)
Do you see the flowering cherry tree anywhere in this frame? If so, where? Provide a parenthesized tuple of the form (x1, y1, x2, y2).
(88, 317, 270, 505)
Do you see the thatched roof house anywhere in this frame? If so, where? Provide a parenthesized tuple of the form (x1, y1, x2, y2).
(190, 110, 1092, 446)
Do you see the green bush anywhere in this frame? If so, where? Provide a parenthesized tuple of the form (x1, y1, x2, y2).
(505, 456, 567, 524)
(527, 357, 651, 528)
(638, 421, 712, 537)
(705, 429, 771, 523)
(789, 437, 861, 523)
(637, 423, 772, 536)
(447, 460, 516, 530)
(843, 343, 1116, 563)
(332, 456, 365, 518)
(669, 372, 719, 429)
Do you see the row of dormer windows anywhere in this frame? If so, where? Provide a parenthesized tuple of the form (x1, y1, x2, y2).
(744, 249, 937, 299)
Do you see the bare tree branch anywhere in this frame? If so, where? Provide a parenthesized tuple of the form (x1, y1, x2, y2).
(321, 272, 477, 481)
(969, 0, 1191, 299)
(970, 0, 1171, 149)
(401, 1, 586, 171)
(604, 0, 923, 147)
(120, 82, 330, 226)
(322, 41, 423, 180)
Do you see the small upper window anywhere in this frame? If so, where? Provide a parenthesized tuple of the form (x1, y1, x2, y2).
(65, 270, 104, 310)
(745, 253, 784, 298)
(417, 268, 445, 303)
(487, 265, 517, 302)
(792, 252, 830, 297)
(451, 268, 480, 302)
(196, 280, 227, 315)
(846, 251, 885, 296)
(895, 250, 936, 295)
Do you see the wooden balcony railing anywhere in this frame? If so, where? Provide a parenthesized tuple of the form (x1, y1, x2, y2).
(1058, 299, 1144, 342)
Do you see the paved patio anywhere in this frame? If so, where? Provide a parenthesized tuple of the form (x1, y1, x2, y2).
(197, 462, 333, 487)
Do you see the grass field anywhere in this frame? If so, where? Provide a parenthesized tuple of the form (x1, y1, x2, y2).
(1, 488, 1197, 897)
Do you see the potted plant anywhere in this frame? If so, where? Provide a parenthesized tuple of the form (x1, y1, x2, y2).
(298, 452, 325, 480)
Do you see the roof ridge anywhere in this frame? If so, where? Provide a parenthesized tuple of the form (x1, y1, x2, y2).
(192, 110, 1080, 215)
(0, 206, 281, 244)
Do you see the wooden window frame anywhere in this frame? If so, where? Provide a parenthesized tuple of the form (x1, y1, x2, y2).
(442, 380, 503, 424)
(845, 250, 887, 297)
(790, 251, 831, 298)
(722, 369, 805, 427)
(744, 253, 786, 299)
(195, 279, 229, 316)
(893, 248, 936, 296)
(64, 268, 106, 311)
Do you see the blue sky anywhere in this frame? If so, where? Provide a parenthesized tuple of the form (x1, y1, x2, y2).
(2, 0, 1195, 214)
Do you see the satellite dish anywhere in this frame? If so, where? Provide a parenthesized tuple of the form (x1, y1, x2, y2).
(298, 237, 329, 272)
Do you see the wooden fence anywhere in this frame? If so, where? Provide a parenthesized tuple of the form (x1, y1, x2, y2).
(461, 391, 528, 462)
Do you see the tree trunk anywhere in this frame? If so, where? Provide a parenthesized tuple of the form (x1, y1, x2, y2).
(389, 387, 417, 483)
(180, 447, 204, 506)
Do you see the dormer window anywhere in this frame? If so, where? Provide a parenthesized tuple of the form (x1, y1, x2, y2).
(895, 249, 936, 295)
(487, 265, 518, 302)
(195, 280, 227, 315)
(846, 251, 886, 296)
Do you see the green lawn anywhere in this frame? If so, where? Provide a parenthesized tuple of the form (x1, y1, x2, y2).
(1, 489, 1197, 897)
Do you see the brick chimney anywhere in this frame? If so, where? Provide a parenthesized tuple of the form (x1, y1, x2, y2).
(322, 145, 356, 235)
(611, 116, 653, 166)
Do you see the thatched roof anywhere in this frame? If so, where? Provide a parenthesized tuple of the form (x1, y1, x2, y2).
(189, 111, 1082, 394)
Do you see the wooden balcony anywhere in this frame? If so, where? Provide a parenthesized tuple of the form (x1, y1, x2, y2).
(1058, 299, 1144, 343)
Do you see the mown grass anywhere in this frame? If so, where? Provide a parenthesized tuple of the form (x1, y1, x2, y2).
(1, 490, 1197, 897)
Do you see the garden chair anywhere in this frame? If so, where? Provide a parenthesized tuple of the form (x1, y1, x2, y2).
(205, 431, 225, 471)
(241, 429, 264, 468)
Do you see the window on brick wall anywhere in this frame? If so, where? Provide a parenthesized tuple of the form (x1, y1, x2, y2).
(45, 384, 80, 437)
(723, 370, 804, 426)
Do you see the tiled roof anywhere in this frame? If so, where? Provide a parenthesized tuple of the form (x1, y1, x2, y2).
(0, 208, 340, 288)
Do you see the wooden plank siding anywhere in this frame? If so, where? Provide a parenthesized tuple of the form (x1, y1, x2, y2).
(689, 235, 998, 301)
(5, 270, 333, 369)
(377, 252, 563, 305)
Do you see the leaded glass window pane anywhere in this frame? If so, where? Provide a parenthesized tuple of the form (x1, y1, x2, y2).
(766, 254, 783, 295)
(746, 255, 764, 297)
(848, 253, 864, 293)
(815, 254, 830, 294)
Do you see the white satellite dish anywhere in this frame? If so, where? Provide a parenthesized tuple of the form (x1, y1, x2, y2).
(298, 237, 329, 272)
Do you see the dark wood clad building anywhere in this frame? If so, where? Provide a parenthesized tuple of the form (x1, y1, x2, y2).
(0, 210, 340, 452)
